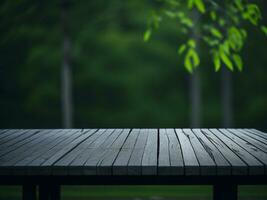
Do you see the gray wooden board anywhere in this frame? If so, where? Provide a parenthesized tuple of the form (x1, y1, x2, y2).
(13, 129, 67, 166)
(83, 129, 126, 175)
(175, 129, 199, 175)
(13, 130, 80, 175)
(127, 129, 149, 175)
(54, 129, 107, 168)
(34, 129, 98, 175)
(183, 129, 216, 175)
(141, 129, 158, 175)
(0, 129, 64, 166)
(0, 130, 7, 136)
(21, 130, 83, 175)
(158, 129, 170, 175)
(97, 129, 130, 175)
(0, 129, 21, 141)
(222, 129, 267, 174)
(237, 129, 267, 145)
(0, 130, 40, 151)
(246, 129, 267, 140)
(113, 129, 140, 175)
(209, 129, 264, 175)
(28, 130, 83, 166)
(0, 130, 28, 145)
(230, 129, 267, 153)
(0, 130, 60, 162)
(158, 129, 184, 175)
(68, 129, 118, 175)
(42, 129, 98, 171)
(192, 129, 231, 175)
(201, 129, 247, 175)
(0, 129, 53, 159)
(165, 129, 184, 175)
(0, 129, 266, 176)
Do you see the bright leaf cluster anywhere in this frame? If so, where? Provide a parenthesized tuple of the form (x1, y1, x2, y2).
(144, 0, 267, 73)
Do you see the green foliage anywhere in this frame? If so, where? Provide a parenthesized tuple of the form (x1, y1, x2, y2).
(188, 0, 205, 14)
(184, 48, 200, 73)
(144, 0, 266, 73)
(232, 54, 243, 71)
(213, 51, 221, 72)
(143, 29, 151, 42)
(261, 26, 267, 36)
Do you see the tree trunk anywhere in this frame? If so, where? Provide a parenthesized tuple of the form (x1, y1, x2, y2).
(190, 10, 201, 128)
(190, 69, 201, 127)
(61, 0, 73, 128)
(221, 67, 233, 127)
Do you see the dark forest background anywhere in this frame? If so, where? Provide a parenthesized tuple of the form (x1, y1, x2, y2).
(0, 0, 266, 129)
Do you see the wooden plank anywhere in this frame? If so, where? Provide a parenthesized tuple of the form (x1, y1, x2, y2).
(229, 129, 267, 153)
(246, 129, 267, 140)
(0, 129, 19, 140)
(175, 129, 199, 175)
(0, 129, 64, 166)
(0, 130, 39, 150)
(29, 130, 83, 166)
(224, 129, 267, 174)
(141, 129, 158, 175)
(42, 129, 97, 169)
(0, 129, 29, 145)
(165, 129, 184, 175)
(82, 129, 125, 175)
(158, 129, 170, 175)
(202, 129, 247, 175)
(97, 129, 130, 175)
(55, 129, 107, 165)
(192, 129, 231, 175)
(53, 129, 107, 175)
(0, 130, 52, 158)
(183, 129, 216, 175)
(0, 129, 7, 135)
(70, 129, 119, 174)
(209, 129, 264, 175)
(237, 129, 267, 145)
(127, 129, 149, 175)
(113, 129, 140, 175)
(158, 129, 184, 175)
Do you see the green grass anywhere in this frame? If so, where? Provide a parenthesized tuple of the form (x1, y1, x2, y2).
(0, 185, 267, 200)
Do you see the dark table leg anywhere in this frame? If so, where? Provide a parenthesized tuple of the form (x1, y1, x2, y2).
(22, 184, 36, 200)
(213, 183, 237, 200)
(39, 184, 60, 200)
(51, 185, 60, 200)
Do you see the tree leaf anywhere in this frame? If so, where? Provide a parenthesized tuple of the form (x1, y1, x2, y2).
(164, 11, 177, 18)
(188, 39, 196, 48)
(194, 0, 206, 13)
(210, 11, 216, 21)
(243, 4, 261, 26)
(232, 54, 243, 71)
(178, 44, 186, 55)
(184, 52, 193, 73)
(187, 0, 194, 9)
(261, 25, 267, 36)
(143, 29, 151, 42)
(184, 48, 200, 73)
(213, 51, 221, 72)
(210, 27, 223, 39)
(220, 51, 233, 71)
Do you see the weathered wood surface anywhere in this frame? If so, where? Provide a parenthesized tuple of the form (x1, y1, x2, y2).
(0, 129, 266, 176)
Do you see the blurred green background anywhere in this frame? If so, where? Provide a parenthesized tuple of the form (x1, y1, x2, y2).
(0, 0, 267, 200)
(0, 0, 266, 129)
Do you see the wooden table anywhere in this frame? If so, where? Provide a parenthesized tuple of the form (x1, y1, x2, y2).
(0, 129, 266, 200)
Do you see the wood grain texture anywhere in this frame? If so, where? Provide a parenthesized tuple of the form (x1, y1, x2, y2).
(0, 129, 266, 176)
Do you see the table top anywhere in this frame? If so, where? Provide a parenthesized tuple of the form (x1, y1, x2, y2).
(0, 129, 266, 176)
